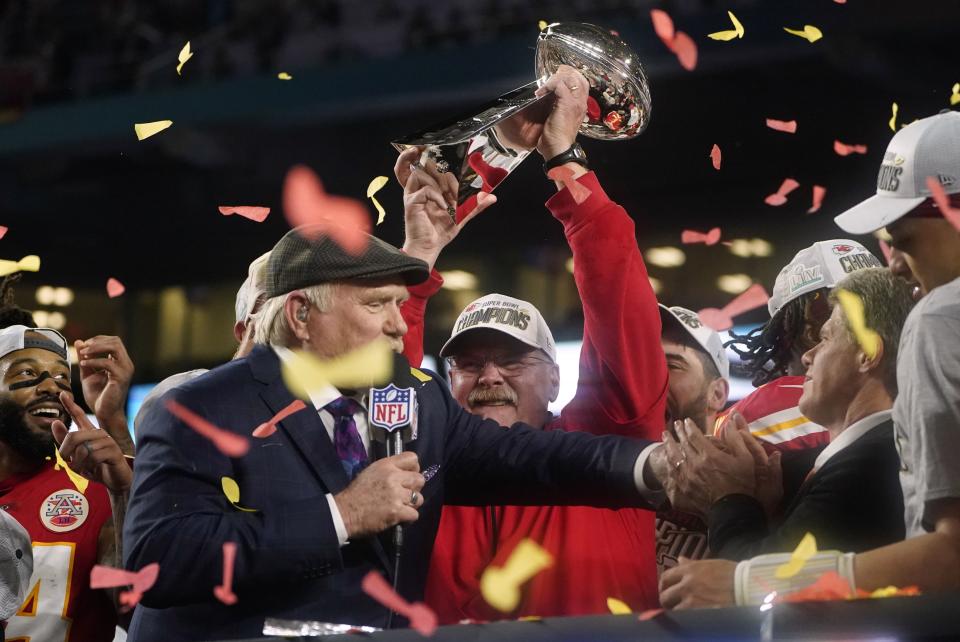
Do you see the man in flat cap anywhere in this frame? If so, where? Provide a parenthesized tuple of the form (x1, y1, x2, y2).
(123, 225, 671, 642)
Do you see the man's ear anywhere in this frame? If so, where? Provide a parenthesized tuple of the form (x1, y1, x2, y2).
(233, 321, 246, 343)
(283, 292, 311, 342)
(707, 377, 730, 413)
(548, 363, 561, 403)
(858, 336, 885, 375)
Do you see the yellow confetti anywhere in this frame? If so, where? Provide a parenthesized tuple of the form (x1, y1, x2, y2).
(836, 289, 881, 359)
(221, 476, 258, 512)
(951, 83, 959, 106)
(538, 20, 548, 31)
(410, 367, 432, 383)
(0, 255, 40, 277)
(277, 72, 293, 80)
(366, 176, 390, 225)
(176, 41, 193, 75)
(783, 25, 823, 43)
(517, 616, 542, 621)
(480, 539, 553, 612)
(134, 120, 173, 141)
(281, 339, 393, 398)
(707, 10, 745, 41)
(775, 532, 817, 579)
(889, 102, 899, 132)
(607, 597, 632, 614)
(53, 446, 89, 494)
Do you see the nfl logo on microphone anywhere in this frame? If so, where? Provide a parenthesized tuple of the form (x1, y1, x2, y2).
(369, 384, 417, 433)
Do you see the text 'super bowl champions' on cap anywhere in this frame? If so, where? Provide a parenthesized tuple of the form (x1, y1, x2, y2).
(0, 325, 69, 364)
(265, 227, 429, 298)
(835, 110, 960, 234)
(659, 305, 730, 380)
(441, 293, 557, 362)
(768, 240, 881, 318)
(0, 509, 32, 621)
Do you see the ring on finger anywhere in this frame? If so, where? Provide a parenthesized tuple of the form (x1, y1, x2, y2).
(83, 442, 95, 455)
(447, 205, 456, 222)
(409, 490, 420, 506)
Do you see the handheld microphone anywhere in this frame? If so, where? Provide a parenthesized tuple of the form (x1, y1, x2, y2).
(368, 353, 419, 626)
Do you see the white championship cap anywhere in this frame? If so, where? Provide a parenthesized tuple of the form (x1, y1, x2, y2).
(0, 325, 69, 365)
(659, 305, 730, 380)
(835, 110, 960, 234)
(440, 293, 556, 362)
(768, 240, 882, 318)
(0, 509, 33, 620)
(235, 251, 272, 324)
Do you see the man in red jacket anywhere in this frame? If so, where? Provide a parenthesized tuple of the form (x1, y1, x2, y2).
(396, 65, 669, 621)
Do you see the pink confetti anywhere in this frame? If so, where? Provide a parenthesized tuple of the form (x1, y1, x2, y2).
(710, 144, 722, 170)
(547, 166, 592, 205)
(638, 608, 665, 621)
(807, 185, 827, 214)
(283, 165, 371, 255)
(213, 542, 239, 605)
(681, 228, 722, 245)
(878, 239, 893, 265)
(91, 563, 160, 610)
(252, 400, 307, 438)
(0, 226, 7, 239)
(164, 399, 250, 458)
(764, 178, 800, 206)
(362, 571, 437, 636)
(834, 0, 846, 4)
(926, 176, 960, 232)
(833, 140, 868, 156)
(218, 206, 271, 223)
(698, 284, 770, 332)
(106, 278, 126, 298)
(766, 119, 798, 134)
(650, 10, 697, 71)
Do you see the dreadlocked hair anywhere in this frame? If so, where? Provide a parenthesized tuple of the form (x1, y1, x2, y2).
(725, 289, 830, 387)
(0, 274, 37, 329)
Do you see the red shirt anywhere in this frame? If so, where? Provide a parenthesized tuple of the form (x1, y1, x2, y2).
(715, 375, 830, 453)
(402, 172, 668, 621)
(1, 462, 117, 642)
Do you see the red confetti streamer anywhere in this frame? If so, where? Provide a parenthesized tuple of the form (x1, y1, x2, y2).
(547, 166, 592, 205)
(218, 206, 271, 223)
(807, 185, 827, 214)
(106, 278, 126, 298)
(362, 571, 438, 636)
(833, 140, 868, 156)
(698, 284, 770, 332)
(766, 119, 798, 134)
(282, 165, 371, 255)
(650, 9, 675, 43)
(638, 608, 665, 621)
(213, 542, 239, 605)
(926, 176, 960, 232)
(681, 228, 722, 245)
(0, 226, 7, 239)
(778, 571, 852, 602)
(878, 239, 893, 265)
(252, 400, 308, 438)
(91, 563, 160, 610)
(710, 144, 722, 170)
(164, 399, 250, 458)
(764, 178, 800, 206)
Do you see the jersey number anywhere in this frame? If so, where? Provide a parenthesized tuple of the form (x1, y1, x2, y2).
(6, 542, 74, 642)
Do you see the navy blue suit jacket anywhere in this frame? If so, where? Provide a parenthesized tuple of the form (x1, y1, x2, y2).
(123, 345, 652, 641)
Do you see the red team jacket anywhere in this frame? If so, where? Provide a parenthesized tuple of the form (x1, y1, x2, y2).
(1, 462, 116, 642)
(402, 172, 669, 622)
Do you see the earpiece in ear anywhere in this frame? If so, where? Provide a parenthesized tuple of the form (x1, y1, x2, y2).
(297, 307, 308, 322)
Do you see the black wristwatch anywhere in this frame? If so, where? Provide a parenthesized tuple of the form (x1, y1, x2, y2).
(543, 143, 589, 175)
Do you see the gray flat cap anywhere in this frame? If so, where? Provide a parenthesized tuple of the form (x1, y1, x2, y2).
(265, 226, 430, 297)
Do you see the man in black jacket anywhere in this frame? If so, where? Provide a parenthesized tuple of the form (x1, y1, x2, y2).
(658, 267, 914, 609)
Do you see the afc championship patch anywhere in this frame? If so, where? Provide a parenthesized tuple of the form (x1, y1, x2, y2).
(369, 384, 417, 435)
(40, 488, 89, 533)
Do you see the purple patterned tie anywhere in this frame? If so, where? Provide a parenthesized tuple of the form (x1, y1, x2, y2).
(325, 396, 368, 480)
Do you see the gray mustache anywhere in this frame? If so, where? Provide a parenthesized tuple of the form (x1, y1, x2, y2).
(468, 387, 518, 406)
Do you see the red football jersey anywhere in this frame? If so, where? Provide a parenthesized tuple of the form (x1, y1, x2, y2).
(0, 462, 117, 642)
